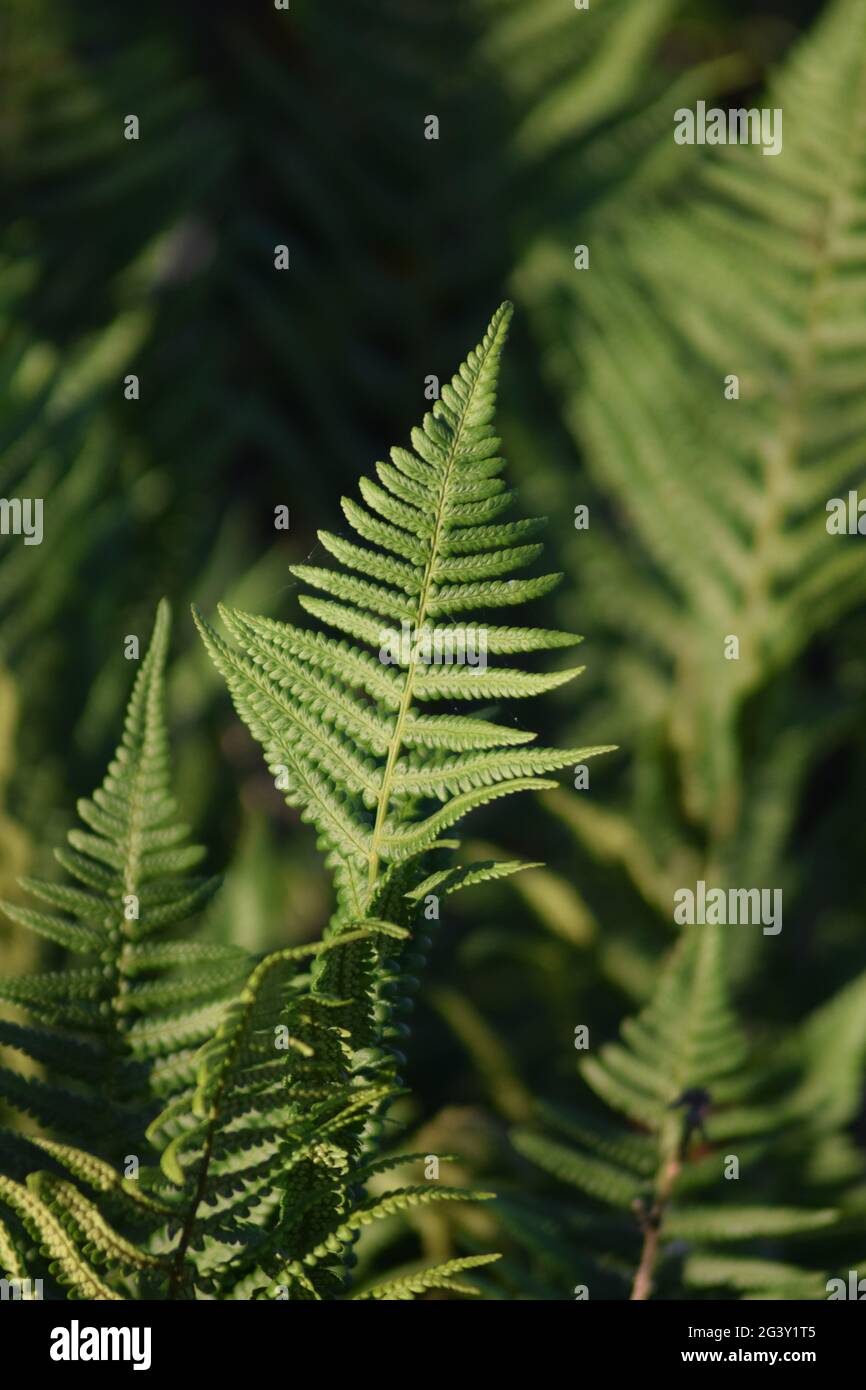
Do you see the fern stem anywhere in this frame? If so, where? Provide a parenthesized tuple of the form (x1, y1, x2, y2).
(365, 457, 462, 894)
(630, 927, 716, 1300)
(630, 1150, 680, 1301)
(168, 1127, 215, 1300)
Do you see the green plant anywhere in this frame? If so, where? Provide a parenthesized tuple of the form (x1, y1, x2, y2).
(509, 926, 866, 1300)
(0, 306, 607, 1299)
(521, 0, 866, 892)
(0, 601, 231, 1165)
(470, 0, 866, 1103)
(195, 301, 609, 954)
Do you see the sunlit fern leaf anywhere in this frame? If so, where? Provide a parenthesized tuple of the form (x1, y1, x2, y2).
(269, 1183, 497, 1299)
(664, 1204, 836, 1242)
(0, 1174, 123, 1300)
(144, 925, 421, 1299)
(0, 1210, 28, 1285)
(683, 1252, 842, 1300)
(30, 1170, 166, 1273)
(193, 304, 613, 1205)
(19, 921, 489, 1301)
(0, 599, 231, 1162)
(189, 306, 594, 1295)
(0, 1141, 167, 1301)
(195, 302, 611, 942)
(406, 858, 542, 901)
(0, 924, 424, 1300)
(0, 311, 605, 1300)
(24, 1136, 174, 1225)
(350, 1251, 501, 1300)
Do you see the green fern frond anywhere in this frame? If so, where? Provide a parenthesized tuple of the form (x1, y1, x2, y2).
(0, 600, 228, 1160)
(682, 1254, 830, 1300)
(195, 303, 609, 933)
(0, 311, 605, 1301)
(137, 925, 422, 1299)
(523, 0, 866, 838)
(0, 923, 419, 1301)
(0, 1174, 123, 1300)
(185, 306, 597, 1297)
(406, 859, 542, 901)
(27, 1137, 174, 1221)
(513, 1129, 645, 1210)
(664, 1204, 836, 1242)
(515, 926, 842, 1299)
(351, 1252, 501, 1300)
(194, 305, 611, 1187)
(0, 1211, 28, 1283)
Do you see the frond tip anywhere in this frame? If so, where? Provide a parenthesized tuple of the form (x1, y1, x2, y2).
(352, 1253, 502, 1301)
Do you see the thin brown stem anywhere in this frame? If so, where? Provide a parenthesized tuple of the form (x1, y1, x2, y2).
(630, 1150, 681, 1301)
(168, 1127, 215, 1299)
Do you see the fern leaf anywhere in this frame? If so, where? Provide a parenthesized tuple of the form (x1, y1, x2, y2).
(406, 859, 542, 901)
(197, 304, 609, 927)
(0, 600, 227, 1163)
(300, 1185, 496, 1268)
(0, 1175, 122, 1300)
(188, 311, 608, 1297)
(664, 1205, 837, 1242)
(530, 0, 866, 823)
(0, 1213, 28, 1284)
(512, 1129, 642, 1209)
(516, 926, 842, 1299)
(352, 1252, 501, 1300)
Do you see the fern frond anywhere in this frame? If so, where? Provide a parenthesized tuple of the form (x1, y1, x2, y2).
(0, 600, 228, 1160)
(140, 926, 416, 1299)
(351, 1252, 501, 1300)
(196, 303, 608, 934)
(406, 859, 542, 901)
(27, 1137, 174, 1221)
(0, 1212, 28, 1284)
(515, 927, 842, 1299)
(0, 1175, 123, 1300)
(189, 306, 593, 1296)
(526, 0, 866, 830)
(683, 1253, 831, 1300)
